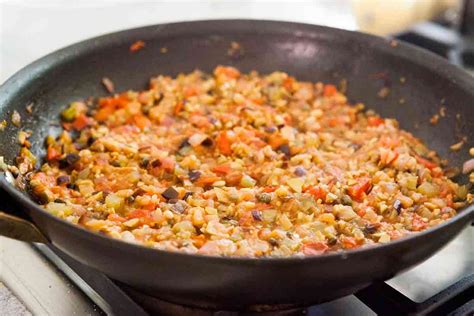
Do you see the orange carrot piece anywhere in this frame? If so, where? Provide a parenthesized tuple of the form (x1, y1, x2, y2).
(212, 164, 231, 175)
(347, 178, 372, 202)
(47, 146, 60, 161)
(133, 114, 151, 129)
(415, 155, 437, 170)
(214, 66, 240, 79)
(323, 84, 337, 97)
(367, 116, 384, 127)
(72, 114, 89, 130)
(174, 101, 184, 116)
(307, 186, 327, 200)
(216, 131, 232, 155)
(302, 242, 329, 255)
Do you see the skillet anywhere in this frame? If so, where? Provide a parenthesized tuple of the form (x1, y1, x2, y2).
(0, 20, 473, 310)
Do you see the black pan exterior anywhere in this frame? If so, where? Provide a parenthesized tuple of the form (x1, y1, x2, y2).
(0, 20, 473, 308)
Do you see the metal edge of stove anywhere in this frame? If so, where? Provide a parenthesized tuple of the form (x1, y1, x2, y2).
(355, 275, 474, 315)
(449, 299, 474, 316)
(33, 244, 148, 316)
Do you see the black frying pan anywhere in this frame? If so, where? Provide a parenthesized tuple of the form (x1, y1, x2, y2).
(0, 20, 473, 310)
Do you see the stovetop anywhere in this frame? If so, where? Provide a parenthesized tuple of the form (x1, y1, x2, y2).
(33, 225, 473, 315)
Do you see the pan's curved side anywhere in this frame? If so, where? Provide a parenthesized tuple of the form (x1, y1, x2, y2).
(8, 186, 473, 308)
(0, 20, 473, 308)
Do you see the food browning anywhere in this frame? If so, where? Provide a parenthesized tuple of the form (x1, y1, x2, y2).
(17, 66, 468, 257)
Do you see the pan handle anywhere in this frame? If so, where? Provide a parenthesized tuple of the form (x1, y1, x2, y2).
(0, 210, 48, 243)
(0, 183, 48, 243)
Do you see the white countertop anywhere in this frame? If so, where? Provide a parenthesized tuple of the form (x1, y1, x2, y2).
(0, 0, 356, 83)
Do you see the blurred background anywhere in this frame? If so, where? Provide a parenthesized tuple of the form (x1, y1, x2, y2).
(0, 0, 467, 83)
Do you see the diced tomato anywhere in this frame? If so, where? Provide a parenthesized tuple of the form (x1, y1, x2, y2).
(224, 171, 242, 186)
(189, 114, 210, 129)
(263, 186, 277, 193)
(379, 148, 399, 166)
(127, 209, 151, 219)
(195, 176, 220, 187)
(251, 98, 264, 105)
(307, 186, 327, 200)
(268, 134, 287, 149)
(95, 95, 131, 122)
(216, 131, 232, 155)
(72, 114, 90, 130)
(415, 155, 437, 170)
(341, 236, 358, 249)
(283, 77, 295, 91)
(212, 164, 231, 175)
(250, 138, 267, 148)
(438, 184, 451, 198)
(47, 146, 61, 161)
(183, 86, 199, 98)
(129, 40, 145, 52)
(238, 211, 254, 227)
(255, 203, 272, 210)
(412, 214, 427, 231)
(445, 194, 454, 208)
(160, 157, 175, 172)
(214, 66, 240, 79)
(328, 116, 346, 127)
(431, 168, 444, 178)
(108, 214, 127, 222)
(192, 235, 207, 248)
(142, 202, 157, 211)
(323, 84, 337, 97)
(174, 101, 184, 116)
(132, 114, 151, 130)
(302, 242, 329, 255)
(93, 176, 112, 192)
(94, 106, 115, 122)
(98, 95, 129, 109)
(50, 186, 62, 194)
(367, 116, 384, 127)
(347, 178, 372, 202)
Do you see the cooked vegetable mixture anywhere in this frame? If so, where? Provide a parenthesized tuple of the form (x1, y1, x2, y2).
(15, 66, 470, 257)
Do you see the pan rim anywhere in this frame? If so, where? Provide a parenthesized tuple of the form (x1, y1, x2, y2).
(0, 19, 473, 264)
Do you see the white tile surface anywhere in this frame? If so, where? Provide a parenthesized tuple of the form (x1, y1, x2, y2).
(0, 237, 100, 315)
